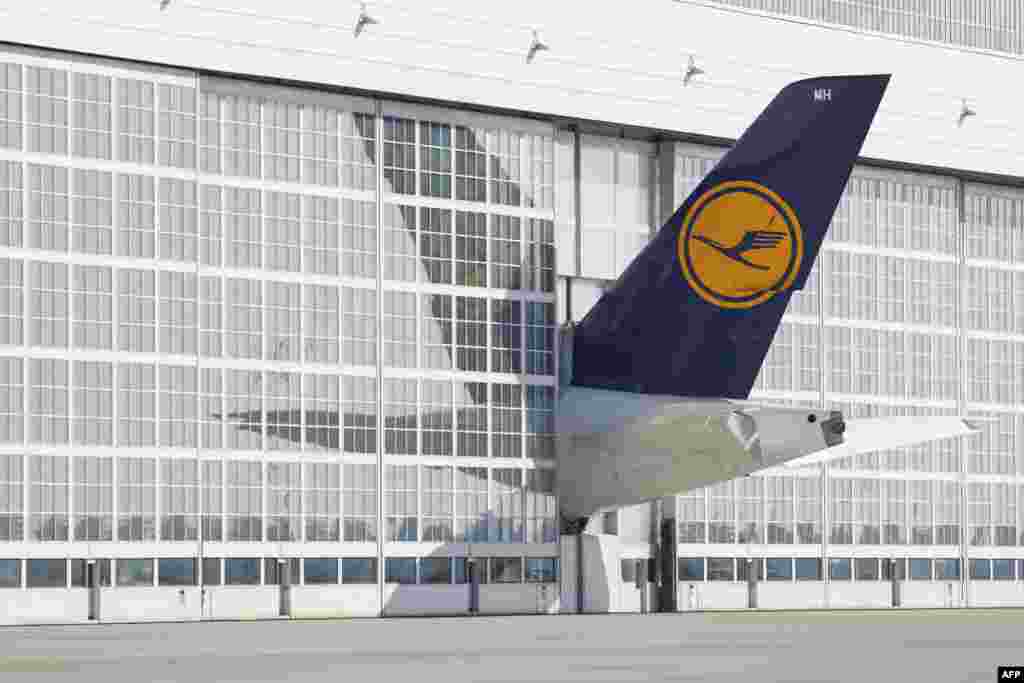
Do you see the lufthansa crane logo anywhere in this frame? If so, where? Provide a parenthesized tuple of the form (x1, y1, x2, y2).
(677, 180, 804, 309)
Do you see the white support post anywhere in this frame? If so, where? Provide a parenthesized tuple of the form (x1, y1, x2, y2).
(374, 99, 385, 614)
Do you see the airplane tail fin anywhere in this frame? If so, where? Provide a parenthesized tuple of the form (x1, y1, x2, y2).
(571, 75, 890, 399)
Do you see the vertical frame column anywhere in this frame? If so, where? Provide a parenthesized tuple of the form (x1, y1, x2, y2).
(571, 125, 582, 281)
(374, 100, 385, 613)
(818, 223, 829, 593)
(193, 72, 206, 602)
(956, 178, 969, 605)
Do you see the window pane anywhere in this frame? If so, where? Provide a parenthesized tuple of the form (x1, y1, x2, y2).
(224, 558, 259, 585)
(826, 558, 849, 581)
(454, 557, 486, 585)
(620, 559, 636, 584)
(993, 559, 1014, 580)
(736, 558, 763, 582)
(158, 85, 197, 170)
(342, 558, 377, 584)
(117, 559, 153, 587)
(264, 558, 300, 586)
(707, 558, 734, 582)
(855, 558, 879, 581)
(29, 453, 69, 540)
(765, 558, 793, 581)
(71, 559, 111, 587)
(303, 558, 339, 585)
(525, 557, 557, 583)
(934, 558, 960, 581)
(343, 463, 377, 542)
(969, 559, 991, 580)
(678, 557, 704, 581)
(490, 557, 522, 583)
(27, 559, 66, 588)
(158, 558, 196, 586)
(881, 559, 907, 581)
(73, 454, 113, 541)
(0, 452, 25, 541)
(419, 557, 451, 585)
(909, 558, 932, 580)
(202, 558, 221, 586)
(384, 464, 417, 542)
(0, 559, 20, 588)
(385, 557, 416, 584)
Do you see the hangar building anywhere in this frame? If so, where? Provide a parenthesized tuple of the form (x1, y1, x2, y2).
(0, 0, 1022, 621)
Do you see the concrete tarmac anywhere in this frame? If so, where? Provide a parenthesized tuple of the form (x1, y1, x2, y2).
(1, 609, 1022, 682)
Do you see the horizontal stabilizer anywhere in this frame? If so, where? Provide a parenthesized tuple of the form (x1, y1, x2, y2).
(760, 416, 979, 473)
(556, 387, 841, 518)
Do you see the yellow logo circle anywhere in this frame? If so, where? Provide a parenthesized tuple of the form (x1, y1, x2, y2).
(677, 180, 804, 309)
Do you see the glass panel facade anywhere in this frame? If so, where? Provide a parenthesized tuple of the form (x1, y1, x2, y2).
(4, 43, 1024, 617)
(663, 149, 1019, 577)
(0, 64, 554, 591)
(578, 136, 656, 280)
(0, 54, 555, 581)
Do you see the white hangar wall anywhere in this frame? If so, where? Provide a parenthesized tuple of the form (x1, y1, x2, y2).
(0, 0, 1023, 179)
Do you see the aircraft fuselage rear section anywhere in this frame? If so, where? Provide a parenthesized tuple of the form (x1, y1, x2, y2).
(555, 386, 843, 519)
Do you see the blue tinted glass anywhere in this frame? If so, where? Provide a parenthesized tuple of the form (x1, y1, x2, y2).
(385, 558, 416, 584)
(526, 413, 549, 432)
(766, 558, 792, 580)
(225, 558, 259, 585)
(936, 559, 960, 580)
(158, 558, 195, 586)
(795, 558, 821, 580)
(395, 520, 417, 542)
(28, 559, 67, 587)
(342, 558, 377, 584)
(0, 559, 19, 587)
(303, 558, 338, 584)
(910, 559, 931, 580)
(970, 559, 991, 580)
(679, 558, 704, 581)
(0, 559, 18, 580)
(454, 557, 468, 584)
(827, 558, 849, 580)
(525, 558, 557, 582)
(430, 126, 449, 146)
(993, 560, 1014, 579)
(526, 385, 553, 408)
